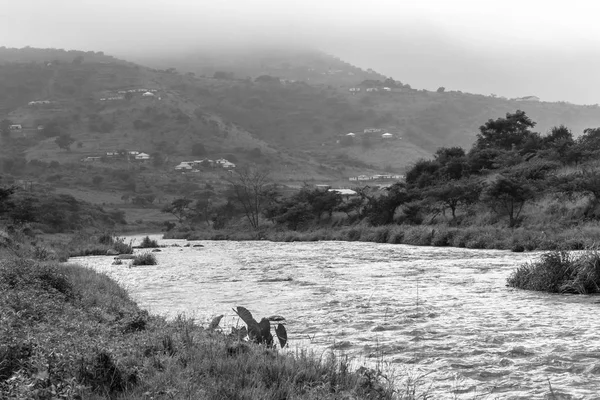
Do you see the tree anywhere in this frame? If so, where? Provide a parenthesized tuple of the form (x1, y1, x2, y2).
(360, 183, 412, 226)
(55, 134, 75, 151)
(161, 198, 193, 224)
(427, 179, 481, 219)
(226, 168, 277, 230)
(436, 87, 445, 93)
(0, 119, 12, 138)
(474, 110, 538, 151)
(483, 176, 534, 227)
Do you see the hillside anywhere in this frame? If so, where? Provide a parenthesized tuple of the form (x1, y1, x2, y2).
(1, 46, 600, 210)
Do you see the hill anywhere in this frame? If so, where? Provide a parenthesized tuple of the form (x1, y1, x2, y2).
(1, 46, 600, 226)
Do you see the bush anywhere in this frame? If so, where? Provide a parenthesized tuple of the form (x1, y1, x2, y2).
(132, 253, 157, 266)
(139, 236, 159, 248)
(507, 250, 600, 293)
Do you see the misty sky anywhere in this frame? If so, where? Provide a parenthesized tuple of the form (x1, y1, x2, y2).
(2, 0, 600, 104)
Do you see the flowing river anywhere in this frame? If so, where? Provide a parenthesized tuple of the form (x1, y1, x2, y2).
(71, 236, 600, 399)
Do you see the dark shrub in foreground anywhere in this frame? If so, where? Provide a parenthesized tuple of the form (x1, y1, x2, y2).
(507, 250, 600, 293)
(132, 252, 157, 266)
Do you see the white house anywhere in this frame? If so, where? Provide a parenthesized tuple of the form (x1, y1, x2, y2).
(9, 125, 22, 130)
(221, 161, 236, 169)
(135, 152, 150, 161)
(382, 87, 392, 91)
(142, 92, 155, 97)
(128, 151, 139, 156)
(346, 132, 356, 137)
(175, 162, 193, 171)
(382, 133, 393, 139)
(329, 188, 358, 199)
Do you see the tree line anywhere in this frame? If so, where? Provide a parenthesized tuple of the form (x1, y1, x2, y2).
(162, 110, 600, 233)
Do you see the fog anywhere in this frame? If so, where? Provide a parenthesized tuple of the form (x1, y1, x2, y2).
(3, 0, 600, 104)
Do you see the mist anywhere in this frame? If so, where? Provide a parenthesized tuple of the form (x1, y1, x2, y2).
(3, 0, 600, 104)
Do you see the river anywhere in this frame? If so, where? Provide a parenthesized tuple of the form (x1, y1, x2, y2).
(71, 236, 600, 399)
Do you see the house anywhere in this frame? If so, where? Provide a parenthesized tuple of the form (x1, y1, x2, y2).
(82, 156, 101, 162)
(221, 161, 236, 169)
(382, 87, 392, 91)
(135, 152, 150, 161)
(382, 133, 393, 139)
(174, 162, 193, 171)
(106, 151, 118, 157)
(315, 184, 331, 191)
(349, 88, 361, 92)
(349, 177, 358, 181)
(346, 132, 356, 137)
(328, 188, 358, 199)
(357, 175, 370, 181)
(128, 151, 139, 156)
(142, 92, 155, 97)
(9, 125, 22, 130)
(514, 96, 540, 102)
(364, 128, 381, 134)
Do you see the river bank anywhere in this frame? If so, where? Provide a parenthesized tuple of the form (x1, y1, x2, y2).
(164, 222, 600, 252)
(0, 230, 402, 399)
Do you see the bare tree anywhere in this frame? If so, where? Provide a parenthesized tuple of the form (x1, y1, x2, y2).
(226, 167, 277, 230)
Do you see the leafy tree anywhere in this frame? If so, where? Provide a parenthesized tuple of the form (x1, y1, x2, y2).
(0, 185, 15, 218)
(436, 87, 445, 93)
(360, 183, 412, 226)
(474, 110, 538, 151)
(55, 134, 75, 151)
(0, 119, 12, 138)
(483, 175, 534, 227)
(161, 198, 193, 224)
(427, 179, 481, 219)
(405, 159, 441, 188)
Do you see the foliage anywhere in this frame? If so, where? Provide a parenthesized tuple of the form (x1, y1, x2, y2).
(474, 110, 538, 150)
(139, 235, 159, 248)
(132, 252, 157, 266)
(54, 134, 75, 151)
(482, 175, 534, 227)
(508, 250, 600, 293)
(232, 306, 287, 349)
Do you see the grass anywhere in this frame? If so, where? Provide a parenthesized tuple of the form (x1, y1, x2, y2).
(132, 252, 157, 266)
(0, 254, 405, 399)
(507, 250, 600, 293)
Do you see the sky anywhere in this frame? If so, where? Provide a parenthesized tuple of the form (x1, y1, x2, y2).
(2, 0, 600, 104)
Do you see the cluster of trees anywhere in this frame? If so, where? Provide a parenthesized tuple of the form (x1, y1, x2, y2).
(359, 110, 600, 227)
(163, 111, 600, 232)
(0, 185, 125, 232)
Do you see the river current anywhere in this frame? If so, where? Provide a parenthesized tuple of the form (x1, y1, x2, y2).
(71, 237, 600, 399)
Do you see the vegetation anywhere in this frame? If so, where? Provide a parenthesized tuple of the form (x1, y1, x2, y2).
(0, 233, 401, 399)
(508, 250, 600, 293)
(138, 235, 159, 248)
(131, 252, 157, 266)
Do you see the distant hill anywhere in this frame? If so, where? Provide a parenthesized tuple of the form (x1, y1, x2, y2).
(2, 46, 600, 181)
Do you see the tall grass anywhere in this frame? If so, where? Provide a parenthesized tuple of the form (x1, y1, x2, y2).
(507, 250, 600, 293)
(0, 257, 407, 399)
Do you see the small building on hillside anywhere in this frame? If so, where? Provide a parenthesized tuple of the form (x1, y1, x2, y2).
(382, 133, 393, 139)
(175, 162, 193, 171)
(82, 156, 101, 162)
(328, 188, 358, 199)
(135, 152, 150, 161)
(346, 132, 356, 137)
(9, 125, 22, 130)
(142, 92, 155, 97)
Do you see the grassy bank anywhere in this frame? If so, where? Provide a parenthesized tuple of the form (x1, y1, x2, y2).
(164, 222, 600, 252)
(0, 253, 405, 398)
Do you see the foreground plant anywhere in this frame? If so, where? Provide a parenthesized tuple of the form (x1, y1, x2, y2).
(233, 306, 287, 348)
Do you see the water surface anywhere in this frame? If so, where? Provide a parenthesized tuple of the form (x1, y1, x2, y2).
(72, 238, 600, 399)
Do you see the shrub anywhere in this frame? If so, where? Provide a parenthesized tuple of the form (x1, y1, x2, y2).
(507, 250, 600, 293)
(139, 236, 159, 248)
(132, 253, 157, 266)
